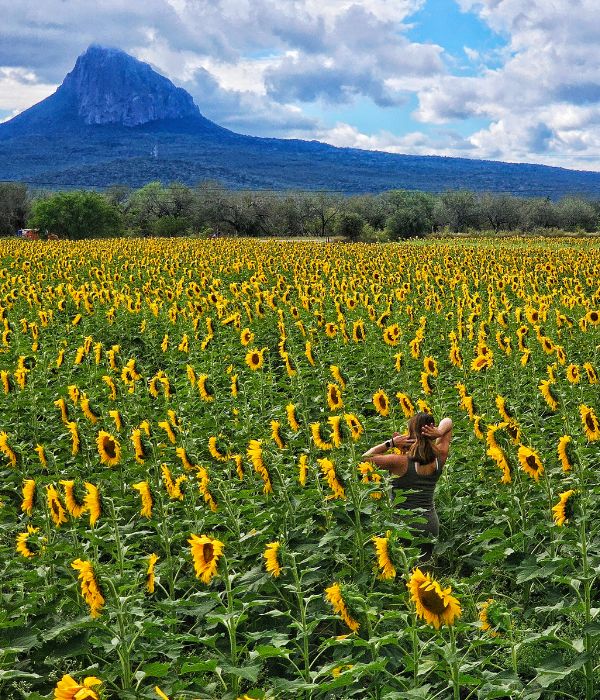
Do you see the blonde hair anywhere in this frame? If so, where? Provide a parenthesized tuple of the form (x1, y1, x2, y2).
(407, 412, 436, 464)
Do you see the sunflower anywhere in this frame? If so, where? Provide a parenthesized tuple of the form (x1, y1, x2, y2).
(147, 553, 159, 593)
(579, 404, 600, 441)
(391, 352, 403, 373)
(344, 413, 364, 441)
(0, 431, 17, 467)
(517, 445, 544, 481)
(96, 430, 121, 467)
(245, 347, 266, 371)
(557, 435, 573, 472)
(373, 388, 390, 416)
(154, 687, 170, 700)
(495, 396, 513, 423)
(161, 465, 186, 500)
(471, 353, 493, 371)
(54, 674, 102, 700)
(538, 379, 559, 411)
(231, 453, 244, 480)
(71, 559, 105, 618)
(420, 372, 432, 395)
(68, 384, 80, 404)
(132, 481, 153, 517)
(416, 399, 432, 414)
(102, 375, 117, 400)
(131, 428, 146, 464)
(583, 362, 598, 384)
(352, 320, 366, 342)
(47, 484, 67, 527)
(230, 373, 239, 397)
(486, 446, 511, 484)
(240, 327, 254, 346)
(318, 457, 345, 500)
(80, 395, 99, 424)
(383, 323, 401, 346)
(478, 599, 501, 637)
(584, 309, 599, 326)
(325, 322, 338, 338)
(21, 479, 36, 514)
(195, 466, 218, 512)
(83, 482, 101, 527)
(16, 525, 44, 558)
(407, 568, 461, 629)
(286, 403, 300, 432)
(263, 541, 282, 577)
(0, 370, 10, 394)
(566, 364, 580, 384)
(158, 420, 177, 445)
(188, 534, 225, 584)
(520, 349, 531, 366)
(298, 454, 308, 486)
(197, 374, 214, 402)
(423, 356, 438, 377)
(325, 582, 360, 632)
(372, 534, 396, 580)
(552, 489, 576, 526)
(310, 422, 334, 450)
(208, 436, 229, 462)
(394, 392, 414, 419)
(472, 415, 484, 440)
(60, 480, 86, 518)
(186, 364, 197, 386)
(327, 383, 344, 411)
(247, 439, 273, 494)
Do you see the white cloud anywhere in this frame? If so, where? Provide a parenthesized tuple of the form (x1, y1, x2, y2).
(0, 68, 57, 111)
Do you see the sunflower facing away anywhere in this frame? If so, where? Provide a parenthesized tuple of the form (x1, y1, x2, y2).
(263, 541, 282, 577)
(407, 568, 461, 629)
(579, 404, 600, 441)
(552, 489, 576, 526)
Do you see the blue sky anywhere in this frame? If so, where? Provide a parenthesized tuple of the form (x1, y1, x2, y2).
(0, 0, 599, 170)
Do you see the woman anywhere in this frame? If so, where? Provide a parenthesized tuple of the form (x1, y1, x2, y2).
(362, 412, 453, 559)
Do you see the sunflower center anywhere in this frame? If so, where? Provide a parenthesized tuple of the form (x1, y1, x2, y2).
(525, 455, 539, 469)
(251, 353, 259, 364)
(203, 543, 214, 562)
(419, 586, 448, 615)
(103, 438, 117, 459)
(585, 413, 596, 430)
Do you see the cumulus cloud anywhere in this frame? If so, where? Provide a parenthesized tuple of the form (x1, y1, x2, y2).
(414, 0, 600, 168)
(1, 0, 600, 169)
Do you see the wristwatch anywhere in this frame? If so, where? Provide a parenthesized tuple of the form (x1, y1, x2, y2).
(386, 439, 393, 449)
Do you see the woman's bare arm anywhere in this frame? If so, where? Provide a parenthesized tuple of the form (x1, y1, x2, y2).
(361, 434, 414, 475)
(421, 418, 453, 460)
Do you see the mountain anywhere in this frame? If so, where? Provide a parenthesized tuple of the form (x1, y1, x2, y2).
(1, 45, 600, 197)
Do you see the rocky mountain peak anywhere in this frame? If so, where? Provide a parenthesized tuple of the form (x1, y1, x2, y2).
(59, 44, 200, 126)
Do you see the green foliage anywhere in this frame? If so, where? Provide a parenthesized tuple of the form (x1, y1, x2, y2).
(335, 212, 365, 241)
(28, 190, 122, 239)
(0, 182, 30, 236)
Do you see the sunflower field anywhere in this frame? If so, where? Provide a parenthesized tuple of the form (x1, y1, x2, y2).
(1, 237, 599, 700)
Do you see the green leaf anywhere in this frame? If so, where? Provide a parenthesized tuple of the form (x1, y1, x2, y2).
(141, 662, 170, 678)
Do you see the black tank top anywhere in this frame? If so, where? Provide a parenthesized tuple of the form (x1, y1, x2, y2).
(391, 457, 441, 511)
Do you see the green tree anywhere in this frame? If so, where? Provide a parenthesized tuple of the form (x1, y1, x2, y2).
(0, 182, 30, 236)
(29, 190, 122, 239)
(383, 190, 435, 239)
(335, 211, 365, 241)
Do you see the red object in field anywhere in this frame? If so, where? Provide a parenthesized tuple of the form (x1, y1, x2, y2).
(22, 229, 40, 240)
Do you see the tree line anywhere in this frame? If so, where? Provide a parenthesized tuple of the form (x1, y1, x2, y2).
(1, 180, 599, 240)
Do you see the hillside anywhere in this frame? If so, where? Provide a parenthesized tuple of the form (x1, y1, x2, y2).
(1, 45, 600, 196)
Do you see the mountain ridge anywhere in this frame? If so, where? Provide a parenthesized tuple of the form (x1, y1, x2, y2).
(1, 45, 600, 197)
